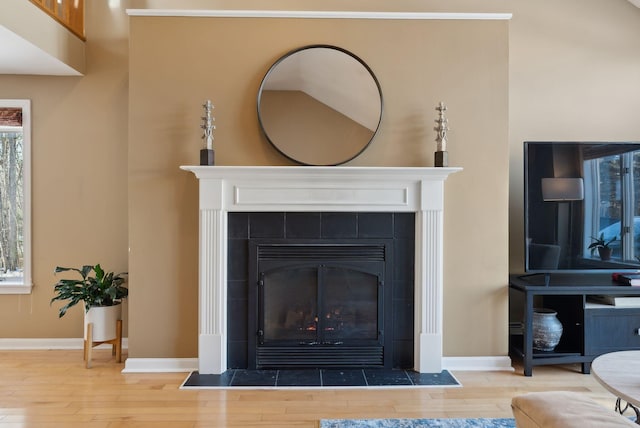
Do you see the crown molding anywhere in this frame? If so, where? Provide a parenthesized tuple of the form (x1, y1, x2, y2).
(126, 9, 512, 20)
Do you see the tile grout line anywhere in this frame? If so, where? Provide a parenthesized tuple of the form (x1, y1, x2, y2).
(404, 369, 415, 385)
(228, 369, 237, 386)
(362, 369, 369, 386)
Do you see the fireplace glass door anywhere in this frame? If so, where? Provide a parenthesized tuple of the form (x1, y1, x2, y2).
(249, 241, 392, 368)
(260, 265, 380, 346)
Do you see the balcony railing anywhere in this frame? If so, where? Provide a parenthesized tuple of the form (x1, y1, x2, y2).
(29, 0, 84, 40)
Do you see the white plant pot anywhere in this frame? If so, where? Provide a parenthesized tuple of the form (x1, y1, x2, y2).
(84, 304, 122, 342)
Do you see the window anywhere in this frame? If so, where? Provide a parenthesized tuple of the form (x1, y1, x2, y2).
(0, 100, 31, 294)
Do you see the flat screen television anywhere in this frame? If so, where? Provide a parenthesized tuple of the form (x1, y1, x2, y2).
(524, 141, 640, 275)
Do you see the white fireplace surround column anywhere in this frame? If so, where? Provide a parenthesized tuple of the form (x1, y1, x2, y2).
(181, 166, 461, 374)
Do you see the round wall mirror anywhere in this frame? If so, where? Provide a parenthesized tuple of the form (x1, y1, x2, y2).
(257, 45, 383, 166)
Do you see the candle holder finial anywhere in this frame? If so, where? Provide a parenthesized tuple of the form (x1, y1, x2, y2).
(434, 101, 449, 167)
(200, 100, 216, 165)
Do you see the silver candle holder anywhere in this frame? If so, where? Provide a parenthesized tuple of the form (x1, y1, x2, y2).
(434, 101, 449, 167)
(200, 100, 216, 166)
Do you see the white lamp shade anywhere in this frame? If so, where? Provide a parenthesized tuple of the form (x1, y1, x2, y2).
(541, 177, 584, 201)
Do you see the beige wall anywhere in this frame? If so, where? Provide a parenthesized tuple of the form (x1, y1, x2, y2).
(508, 0, 640, 274)
(128, 14, 509, 358)
(0, 2, 129, 338)
(1, 0, 638, 363)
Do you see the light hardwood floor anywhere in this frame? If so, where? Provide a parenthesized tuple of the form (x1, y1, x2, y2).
(0, 349, 624, 427)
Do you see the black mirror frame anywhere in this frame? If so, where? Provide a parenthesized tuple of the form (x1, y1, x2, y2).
(257, 44, 384, 166)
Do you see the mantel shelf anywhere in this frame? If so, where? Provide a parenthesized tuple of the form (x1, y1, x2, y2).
(180, 165, 462, 181)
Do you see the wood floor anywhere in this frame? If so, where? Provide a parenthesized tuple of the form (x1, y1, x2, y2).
(0, 349, 623, 427)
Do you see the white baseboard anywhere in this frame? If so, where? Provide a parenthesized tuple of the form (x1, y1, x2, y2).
(443, 356, 514, 372)
(0, 337, 128, 350)
(122, 356, 513, 373)
(122, 358, 198, 373)
(0, 342, 513, 374)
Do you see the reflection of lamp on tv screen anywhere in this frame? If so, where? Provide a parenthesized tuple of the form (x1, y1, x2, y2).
(541, 178, 584, 201)
(524, 141, 640, 274)
(541, 177, 584, 262)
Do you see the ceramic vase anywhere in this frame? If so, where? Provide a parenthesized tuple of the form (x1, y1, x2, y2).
(84, 303, 122, 342)
(532, 308, 563, 352)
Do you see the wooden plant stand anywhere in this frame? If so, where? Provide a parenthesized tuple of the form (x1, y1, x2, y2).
(83, 319, 122, 368)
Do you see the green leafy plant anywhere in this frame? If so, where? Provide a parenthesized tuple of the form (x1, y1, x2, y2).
(50, 264, 128, 318)
(588, 233, 617, 253)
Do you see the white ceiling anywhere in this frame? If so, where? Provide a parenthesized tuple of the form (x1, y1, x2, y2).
(0, 25, 81, 76)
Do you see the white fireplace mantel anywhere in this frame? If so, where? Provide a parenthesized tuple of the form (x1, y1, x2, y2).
(181, 165, 461, 374)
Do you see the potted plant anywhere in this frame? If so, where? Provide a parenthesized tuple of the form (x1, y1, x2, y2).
(588, 233, 617, 261)
(51, 264, 128, 342)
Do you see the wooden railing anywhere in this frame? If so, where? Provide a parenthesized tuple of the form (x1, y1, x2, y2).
(29, 0, 84, 40)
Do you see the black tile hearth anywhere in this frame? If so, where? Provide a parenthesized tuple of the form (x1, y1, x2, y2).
(363, 369, 412, 386)
(277, 369, 321, 386)
(232, 369, 277, 386)
(226, 211, 416, 370)
(321, 369, 367, 387)
(406, 369, 460, 386)
(182, 370, 235, 388)
(181, 369, 460, 389)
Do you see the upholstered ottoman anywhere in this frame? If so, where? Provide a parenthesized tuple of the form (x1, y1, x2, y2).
(511, 391, 636, 427)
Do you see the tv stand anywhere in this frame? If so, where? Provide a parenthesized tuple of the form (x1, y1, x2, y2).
(509, 274, 640, 376)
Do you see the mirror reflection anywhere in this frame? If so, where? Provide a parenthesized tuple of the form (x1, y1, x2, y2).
(257, 45, 383, 166)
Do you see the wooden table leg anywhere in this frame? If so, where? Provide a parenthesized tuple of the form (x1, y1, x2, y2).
(115, 319, 122, 363)
(85, 323, 93, 369)
(84, 320, 122, 368)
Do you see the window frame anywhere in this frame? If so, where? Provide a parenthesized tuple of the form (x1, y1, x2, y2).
(0, 99, 31, 294)
(583, 150, 638, 263)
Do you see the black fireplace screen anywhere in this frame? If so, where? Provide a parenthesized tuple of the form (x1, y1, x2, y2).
(261, 265, 379, 345)
(249, 241, 392, 369)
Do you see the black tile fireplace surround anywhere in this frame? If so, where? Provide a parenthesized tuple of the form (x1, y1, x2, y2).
(227, 212, 415, 370)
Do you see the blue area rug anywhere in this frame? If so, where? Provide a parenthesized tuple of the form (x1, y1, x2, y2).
(320, 419, 515, 427)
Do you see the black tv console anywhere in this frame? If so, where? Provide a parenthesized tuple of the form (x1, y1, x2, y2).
(509, 273, 640, 376)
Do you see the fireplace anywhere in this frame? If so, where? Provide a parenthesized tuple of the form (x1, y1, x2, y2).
(248, 239, 393, 368)
(227, 213, 415, 369)
(181, 166, 461, 374)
